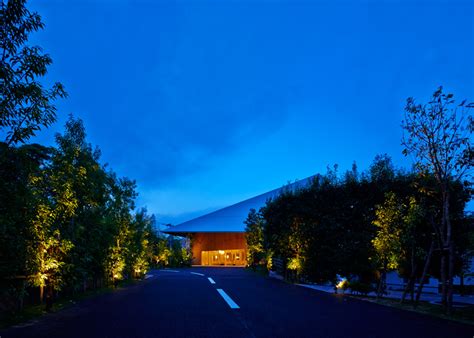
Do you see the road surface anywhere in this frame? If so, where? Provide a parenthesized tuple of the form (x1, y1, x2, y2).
(1, 267, 472, 337)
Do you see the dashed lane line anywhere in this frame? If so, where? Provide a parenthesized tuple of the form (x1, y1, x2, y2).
(158, 269, 179, 273)
(217, 289, 240, 309)
(190, 272, 205, 276)
(208, 277, 216, 284)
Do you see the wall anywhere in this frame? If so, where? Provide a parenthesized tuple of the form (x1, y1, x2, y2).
(191, 232, 247, 265)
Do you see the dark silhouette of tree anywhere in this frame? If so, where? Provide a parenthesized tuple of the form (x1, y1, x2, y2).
(0, 0, 66, 145)
(0, 1, 189, 315)
(402, 87, 473, 314)
(258, 154, 471, 303)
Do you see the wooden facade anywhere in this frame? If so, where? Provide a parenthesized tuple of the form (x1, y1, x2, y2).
(191, 232, 247, 266)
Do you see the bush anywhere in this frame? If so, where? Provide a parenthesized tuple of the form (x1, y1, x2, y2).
(349, 280, 374, 296)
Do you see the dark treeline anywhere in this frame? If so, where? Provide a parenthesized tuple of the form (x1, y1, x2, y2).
(246, 155, 473, 305)
(0, 0, 190, 316)
(0, 116, 191, 314)
(246, 85, 473, 315)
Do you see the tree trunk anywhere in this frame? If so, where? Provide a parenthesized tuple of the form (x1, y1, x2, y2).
(401, 263, 417, 304)
(377, 269, 386, 299)
(17, 281, 25, 311)
(440, 188, 454, 314)
(401, 277, 413, 304)
(447, 240, 455, 315)
(444, 190, 454, 315)
(410, 247, 415, 302)
(45, 285, 53, 311)
(415, 240, 435, 307)
(440, 249, 447, 309)
(39, 284, 44, 304)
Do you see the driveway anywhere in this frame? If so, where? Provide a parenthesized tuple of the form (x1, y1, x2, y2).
(1, 267, 472, 338)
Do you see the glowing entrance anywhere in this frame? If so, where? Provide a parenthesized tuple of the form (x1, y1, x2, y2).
(201, 249, 246, 266)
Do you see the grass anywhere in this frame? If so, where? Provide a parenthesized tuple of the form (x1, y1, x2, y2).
(0, 279, 139, 330)
(349, 294, 474, 326)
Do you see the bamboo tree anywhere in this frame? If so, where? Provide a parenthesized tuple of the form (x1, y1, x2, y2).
(27, 167, 75, 304)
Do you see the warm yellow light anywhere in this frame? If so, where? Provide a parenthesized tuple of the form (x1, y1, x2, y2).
(218, 250, 225, 255)
(336, 280, 345, 289)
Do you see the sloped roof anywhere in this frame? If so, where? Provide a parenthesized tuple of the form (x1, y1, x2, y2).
(163, 175, 316, 235)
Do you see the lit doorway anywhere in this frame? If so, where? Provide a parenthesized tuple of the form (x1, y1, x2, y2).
(201, 249, 246, 266)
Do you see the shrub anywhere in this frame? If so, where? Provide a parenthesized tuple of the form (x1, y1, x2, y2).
(349, 280, 374, 296)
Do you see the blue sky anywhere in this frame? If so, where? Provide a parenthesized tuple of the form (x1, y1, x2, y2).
(28, 0, 473, 224)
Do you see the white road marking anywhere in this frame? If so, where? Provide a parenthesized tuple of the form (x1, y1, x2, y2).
(190, 272, 205, 276)
(208, 277, 216, 284)
(159, 269, 179, 273)
(217, 289, 240, 309)
(145, 274, 153, 279)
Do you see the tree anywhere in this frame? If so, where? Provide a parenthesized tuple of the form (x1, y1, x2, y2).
(372, 192, 404, 297)
(104, 174, 136, 285)
(51, 115, 109, 292)
(244, 208, 265, 269)
(399, 197, 430, 304)
(372, 191, 433, 303)
(27, 159, 76, 304)
(402, 87, 473, 313)
(0, 142, 50, 310)
(128, 208, 153, 278)
(0, 0, 66, 145)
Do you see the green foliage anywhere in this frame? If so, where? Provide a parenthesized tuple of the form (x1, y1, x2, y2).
(105, 242, 126, 282)
(168, 237, 192, 267)
(265, 251, 273, 270)
(0, 115, 192, 313)
(0, 0, 66, 145)
(0, 142, 50, 282)
(372, 192, 405, 271)
(0, 1, 193, 315)
(261, 155, 471, 287)
(244, 208, 265, 267)
(287, 257, 302, 272)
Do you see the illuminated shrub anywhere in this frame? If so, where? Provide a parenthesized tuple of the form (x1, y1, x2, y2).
(287, 257, 302, 272)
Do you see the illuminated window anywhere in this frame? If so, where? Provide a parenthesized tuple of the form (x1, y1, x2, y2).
(201, 249, 246, 266)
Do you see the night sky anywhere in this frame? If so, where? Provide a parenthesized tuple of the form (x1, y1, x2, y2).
(28, 0, 473, 224)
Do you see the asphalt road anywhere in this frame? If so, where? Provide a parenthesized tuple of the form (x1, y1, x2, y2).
(1, 267, 472, 338)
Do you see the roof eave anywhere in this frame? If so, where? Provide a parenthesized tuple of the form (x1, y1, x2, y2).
(162, 230, 245, 235)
